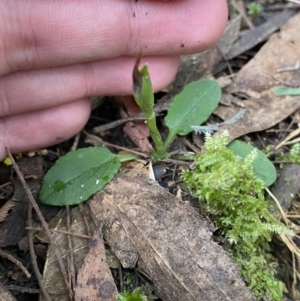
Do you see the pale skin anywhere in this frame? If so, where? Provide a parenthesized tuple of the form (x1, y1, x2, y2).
(0, 0, 228, 159)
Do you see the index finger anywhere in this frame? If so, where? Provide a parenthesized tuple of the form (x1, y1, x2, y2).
(0, 0, 228, 75)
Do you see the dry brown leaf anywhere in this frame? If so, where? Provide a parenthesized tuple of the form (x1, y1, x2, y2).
(75, 227, 118, 301)
(214, 13, 300, 140)
(0, 282, 18, 301)
(40, 206, 94, 301)
(89, 168, 255, 301)
(119, 95, 153, 152)
(226, 9, 294, 60)
(0, 200, 17, 222)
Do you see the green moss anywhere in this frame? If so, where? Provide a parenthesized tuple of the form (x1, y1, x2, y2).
(2, 156, 12, 166)
(248, 2, 263, 20)
(116, 288, 147, 301)
(182, 132, 292, 301)
(277, 143, 300, 167)
(286, 143, 300, 164)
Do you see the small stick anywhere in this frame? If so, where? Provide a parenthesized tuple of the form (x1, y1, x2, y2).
(79, 203, 93, 237)
(6, 285, 40, 294)
(272, 75, 300, 87)
(27, 202, 51, 301)
(66, 206, 76, 289)
(0, 249, 31, 278)
(93, 116, 147, 133)
(277, 60, 300, 73)
(25, 227, 92, 239)
(83, 130, 149, 158)
(70, 132, 80, 151)
(6, 148, 73, 300)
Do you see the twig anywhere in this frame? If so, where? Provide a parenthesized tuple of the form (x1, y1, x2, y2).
(66, 206, 76, 290)
(92, 94, 171, 134)
(0, 200, 17, 222)
(275, 128, 300, 150)
(277, 60, 300, 73)
(265, 188, 289, 226)
(0, 249, 31, 278)
(272, 75, 300, 87)
(6, 285, 40, 294)
(27, 202, 51, 301)
(215, 44, 234, 75)
(160, 158, 191, 166)
(183, 138, 201, 153)
(6, 148, 73, 300)
(231, 0, 254, 30)
(93, 116, 147, 133)
(83, 130, 149, 158)
(118, 262, 124, 293)
(79, 204, 93, 237)
(70, 132, 81, 151)
(25, 227, 91, 239)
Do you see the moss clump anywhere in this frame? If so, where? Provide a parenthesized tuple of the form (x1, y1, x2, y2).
(2, 156, 12, 166)
(278, 143, 300, 165)
(182, 132, 292, 301)
(116, 288, 147, 301)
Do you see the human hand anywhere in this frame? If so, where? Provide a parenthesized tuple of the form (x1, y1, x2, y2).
(0, 0, 228, 159)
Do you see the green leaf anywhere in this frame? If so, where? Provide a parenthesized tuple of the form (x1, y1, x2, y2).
(39, 147, 120, 206)
(132, 55, 154, 119)
(132, 55, 165, 158)
(228, 140, 277, 187)
(273, 86, 300, 96)
(163, 80, 221, 148)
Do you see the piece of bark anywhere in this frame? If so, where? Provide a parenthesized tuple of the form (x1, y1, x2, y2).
(234, 13, 300, 92)
(0, 282, 18, 301)
(226, 9, 294, 60)
(271, 164, 300, 212)
(89, 168, 255, 301)
(40, 206, 94, 301)
(75, 227, 118, 301)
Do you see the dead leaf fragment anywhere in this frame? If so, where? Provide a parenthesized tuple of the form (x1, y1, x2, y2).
(235, 13, 300, 92)
(0, 200, 17, 222)
(226, 9, 294, 60)
(214, 13, 300, 141)
(89, 168, 255, 301)
(75, 227, 118, 301)
(215, 90, 300, 142)
(0, 282, 17, 301)
(40, 206, 94, 301)
(272, 164, 300, 212)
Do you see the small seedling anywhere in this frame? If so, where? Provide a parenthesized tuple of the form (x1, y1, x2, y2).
(132, 55, 221, 159)
(40, 58, 222, 205)
(248, 2, 263, 20)
(277, 143, 300, 165)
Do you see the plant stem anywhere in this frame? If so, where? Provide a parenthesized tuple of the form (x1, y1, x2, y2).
(147, 112, 166, 158)
(161, 131, 176, 155)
